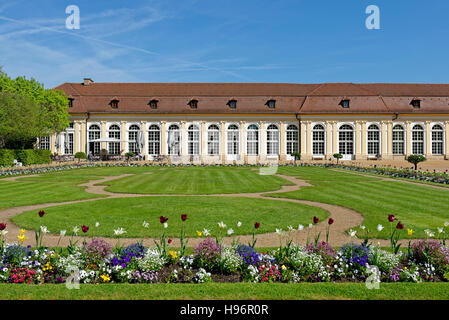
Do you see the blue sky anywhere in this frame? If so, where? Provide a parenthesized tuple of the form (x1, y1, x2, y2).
(0, 0, 448, 88)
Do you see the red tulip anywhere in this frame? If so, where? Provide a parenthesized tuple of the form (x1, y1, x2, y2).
(313, 216, 319, 224)
(396, 222, 404, 230)
(38, 210, 45, 218)
(0, 223, 6, 231)
(168, 238, 172, 244)
(81, 225, 89, 233)
(181, 214, 187, 222)
(388, 214, 395, 222)
(328, 218, 334, 225)
(254, 222, 260, 229)
(159, 216, 168, 224)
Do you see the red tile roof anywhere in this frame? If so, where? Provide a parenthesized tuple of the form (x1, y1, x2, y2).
(54, 82, 449, 114)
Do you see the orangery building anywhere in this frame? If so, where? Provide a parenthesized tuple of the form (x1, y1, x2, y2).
(42, 79, 449, 164)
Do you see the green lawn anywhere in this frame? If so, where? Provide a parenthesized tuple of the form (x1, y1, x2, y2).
(272, 166, 449, 239)
(101, 166, 292, 194)
(12, 196, 328, 237)
(0, 283, 448, 300)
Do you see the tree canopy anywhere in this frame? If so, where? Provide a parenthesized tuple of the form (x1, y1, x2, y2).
(0, 69, 70, 148)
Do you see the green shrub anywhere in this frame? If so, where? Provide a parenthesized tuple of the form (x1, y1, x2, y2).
(0, 149, 15, 167)
(407, 154, 427, 170)
(291, 152, 301, 161)
(75, 152, 86, 162)
(34, 150, 51, 164)
(333, 153, 343, 164)
(14, 150, 36, 166)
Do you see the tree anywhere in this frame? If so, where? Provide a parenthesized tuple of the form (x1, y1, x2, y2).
(0, 92, 41, 148)
(0, 70, 70, 148)
(74, 152, 86, 163)
(333, 153, 343, 164)
(407, 154, 427, 170)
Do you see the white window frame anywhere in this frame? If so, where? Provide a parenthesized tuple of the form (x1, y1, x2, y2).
(207, 124, 220, 155)
(246, 124, 259, 155)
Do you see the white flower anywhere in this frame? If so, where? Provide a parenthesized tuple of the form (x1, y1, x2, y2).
(60, 230, 66, 237)
(444, 222, 449, 227)
(227, 228, 234, 235)
(360, 225, 366, 230)
(163, 222, 168, 229)
(429, 232, 435, 238)
(297, 224, 304, 231)
(0, 230, 8, 236)
(95, 222, 100, 228)
(218, 221, 226, 229)
(287, 225, 294, 231)
(377, 224, 384, 232)
(202, 229, 210, 236)
(438, 227, 444, 234)
(276, 228, 285, 236)
(114, 227, 127, 236)
(142, 221, 149, 228)
(40, 226, 49, 234)
(348, 229, 357, 238)
(237, 221, 242, 228)
(308, 224, 313, 229)
(72, 226, 79, 235)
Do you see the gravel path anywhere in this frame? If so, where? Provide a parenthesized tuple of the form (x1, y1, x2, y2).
(0, 172, 427, 247)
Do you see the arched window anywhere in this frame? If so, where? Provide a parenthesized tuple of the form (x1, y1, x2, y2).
(312, 124, 325, 156)
(188, 124, 200, 155)
(63, 123, 74, 155)
(266, 124, 279, 155)
(412, 125, 424, 155)
(338, 124, 354, 156)
(286, 125, 299, 155)
(227, 124, 239, 155)
(432, 124, 444, 155)
(128, 124, 140, 154)
(207, 124, 220, 155)
(247, 124, 259, 155)
(392, 125, 405, 155)
(88, 124, 101, 155)
(108, 124, 121, 155)
(168, 124, 180, 155)
(367, 124, 380, 156)
(148, 124, 160, 155)
(38, 136, 51, 150)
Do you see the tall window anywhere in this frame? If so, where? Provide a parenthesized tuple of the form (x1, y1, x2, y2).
(392, 125, 405, 155)
(247, 124, 259, 155)
(128, 125, 140, 154)
(188, 124, 200, 155)
(227, 124, 239, 155)
(312, 124, 325, 155)
(412, 124, 424, 155)
(108, 124, 121, 155)
(38, 136, 51, 150)
(148, 125, 161, 155)
(432, 124, 444, 155)
(168, 125, 180, 155)
(207, 124, 220, 155)
(88, 124, 101, 155)
(266, 124, 279, 155)
(367, 124, 380, 156)
(64, 132, 74, 155)
(338, 125, 354, 155)
(286, 125, 299, 155)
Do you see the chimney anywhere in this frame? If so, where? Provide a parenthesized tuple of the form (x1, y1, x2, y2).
(83, 78, 94, 86)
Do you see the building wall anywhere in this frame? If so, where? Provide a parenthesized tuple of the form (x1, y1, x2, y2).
(41, 113, 449, 163)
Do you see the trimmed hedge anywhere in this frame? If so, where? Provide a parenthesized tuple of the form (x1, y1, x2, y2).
(0, 149, 51, 167)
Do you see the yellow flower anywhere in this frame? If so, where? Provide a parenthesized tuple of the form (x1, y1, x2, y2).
(168, 250, 178, 260)
(281, 265, 286, 270)
(407, 229, 414, 236)
(100, 274, 110, 282)
(17, 234, 27, 243)
(19, 229, 26, 236)
(404, 267, 407, 270)
(196, 231, 203, 237)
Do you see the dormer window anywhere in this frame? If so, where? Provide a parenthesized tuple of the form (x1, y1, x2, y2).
(227, 99, 237, 109)
(188, 99, 198, 109)
(110, 98, 119, 109)
(266, 100, 276, 109)
(149, 99, 159, 109)
(411, 99, 421, 109)
(340, 99, 350, 108)
(68, 98, 74, 108)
